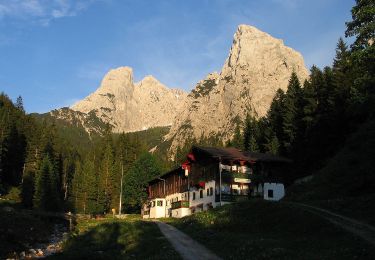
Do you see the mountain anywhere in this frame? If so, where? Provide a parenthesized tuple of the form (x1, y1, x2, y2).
(70, 67, 187, 133)
(31, 107, 108, 153)
(164, 24, 309, 156)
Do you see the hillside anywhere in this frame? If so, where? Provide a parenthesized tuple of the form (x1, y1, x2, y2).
(165, 200, 375, 259)
(287, 117, 375, 224)
(31, 108, 104, 154)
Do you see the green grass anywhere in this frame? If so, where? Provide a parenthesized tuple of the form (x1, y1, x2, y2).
(165, 199, 375, 259)
(49, 216, 181, 259)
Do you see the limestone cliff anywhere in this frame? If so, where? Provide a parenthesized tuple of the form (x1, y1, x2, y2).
(164, 24, 309, 157)
(70, 67, 187, 133)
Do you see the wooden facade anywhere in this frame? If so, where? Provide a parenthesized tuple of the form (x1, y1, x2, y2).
(148, 168, 189, 199)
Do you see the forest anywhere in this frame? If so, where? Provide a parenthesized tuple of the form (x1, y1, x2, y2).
(0, 0, 374, 215)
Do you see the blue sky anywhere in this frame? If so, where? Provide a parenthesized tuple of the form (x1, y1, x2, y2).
(0, 0, 355, 113)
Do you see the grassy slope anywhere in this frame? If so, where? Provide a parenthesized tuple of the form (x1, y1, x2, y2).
(165, 200, 375, 259)
(49, 216, 180, 260)
(287, 118, 375, 225)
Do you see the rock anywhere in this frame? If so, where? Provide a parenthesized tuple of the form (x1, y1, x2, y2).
(2, 206, 14, 212)
(165, 24, 309, 157)
(47, 244, 55, 251)
(70, 67, 187, 133)
(36, 249, 44, 256)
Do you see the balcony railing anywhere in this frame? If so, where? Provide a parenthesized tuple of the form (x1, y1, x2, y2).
(216, 194, 249, 202)
(171, 200, 190, 209)
(221, 170, 251, 183)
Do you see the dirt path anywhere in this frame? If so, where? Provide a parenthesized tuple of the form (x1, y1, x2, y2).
(155, 221, 222, 260)
(287, 202, 375, 246)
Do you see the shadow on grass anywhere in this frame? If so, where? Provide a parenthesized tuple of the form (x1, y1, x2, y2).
(166, 199, 375, 259)
(49, 220, 180, 260)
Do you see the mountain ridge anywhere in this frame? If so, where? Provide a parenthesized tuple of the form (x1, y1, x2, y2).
(70, 66, 187, 133)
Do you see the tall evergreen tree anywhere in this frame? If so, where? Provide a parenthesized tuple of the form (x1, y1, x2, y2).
(282, 72, 303, 154)
(33, 155, 61, 211)
(243, 113, 259, 152)
(231, 124, 243, 149)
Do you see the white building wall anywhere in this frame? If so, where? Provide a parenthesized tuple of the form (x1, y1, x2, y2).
(149, 198, 166, 218)
(165, 192, 188, 218)
(188, 180, 216, 211)
(263, 183, 285, 201)
(171, 207, 191, 218)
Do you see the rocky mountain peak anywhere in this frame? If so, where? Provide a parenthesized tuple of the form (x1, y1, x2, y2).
(71, 66, 187, 133)
(99, 66, 134, 92)
(164, 24, 309, 157)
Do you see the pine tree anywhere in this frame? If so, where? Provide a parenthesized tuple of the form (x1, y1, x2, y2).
(267, 89, 286, 150)
(345, 0, 375, 98)
(243, 113, 259, 152)
(33, 155, 61, 211)
(282, 72, 303, 154)
(345, 0, 375, 50)
(21, 170, 34, 208)
(15, 96, 24, 112)
(231, 124, 243, 149)
(82, 156, 99, 214)
(123, 153, 162, 211)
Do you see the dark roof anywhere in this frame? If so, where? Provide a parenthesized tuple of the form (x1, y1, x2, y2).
(243, 151, 292, 163)
(149, 167, 183, 185)
(192, 146, 291, 163)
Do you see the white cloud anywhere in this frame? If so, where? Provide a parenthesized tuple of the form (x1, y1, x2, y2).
(0, 0, 100, 24)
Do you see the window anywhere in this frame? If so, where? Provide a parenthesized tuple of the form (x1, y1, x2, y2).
(157, 200, 163, 207)
(200, 190, 203, 198)
(268, 190, 274, 198)
(210, 187, 213, 196)
(193, 192, 196, 200)
(207, 188, 209, 196)
(152, 201, 155, 207)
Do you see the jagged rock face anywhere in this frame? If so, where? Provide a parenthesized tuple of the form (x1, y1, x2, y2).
(165, 24, 309, 157)
(71, 67, 187, 133)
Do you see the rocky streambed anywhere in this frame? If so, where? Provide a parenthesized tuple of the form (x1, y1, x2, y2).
(6, 222, 68, 259)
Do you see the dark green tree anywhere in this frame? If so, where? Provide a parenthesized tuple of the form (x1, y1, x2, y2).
(243, 113, 259, 152)
(123, 153, 162, 211)
(33, 155, 61, 211)
(282, 72, 303, 154)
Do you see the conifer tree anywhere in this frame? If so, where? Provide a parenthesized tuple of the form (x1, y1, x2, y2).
(15, 96, 24, 112)
(243, 113, 259, 152)
(282, 72, 303, 154)
(267, 89, 286, 149)
(231, 124, 243, 149)
(123, 153, 162, 211)
(33, 155, 61, 211)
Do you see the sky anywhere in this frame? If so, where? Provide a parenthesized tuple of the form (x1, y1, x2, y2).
(0, 0, 355, 113)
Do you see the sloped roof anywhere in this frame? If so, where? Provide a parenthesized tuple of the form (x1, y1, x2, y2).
(192, 146, 291, 163)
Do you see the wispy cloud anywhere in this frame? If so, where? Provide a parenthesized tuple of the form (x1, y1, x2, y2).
(0, 0, 100, 25)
